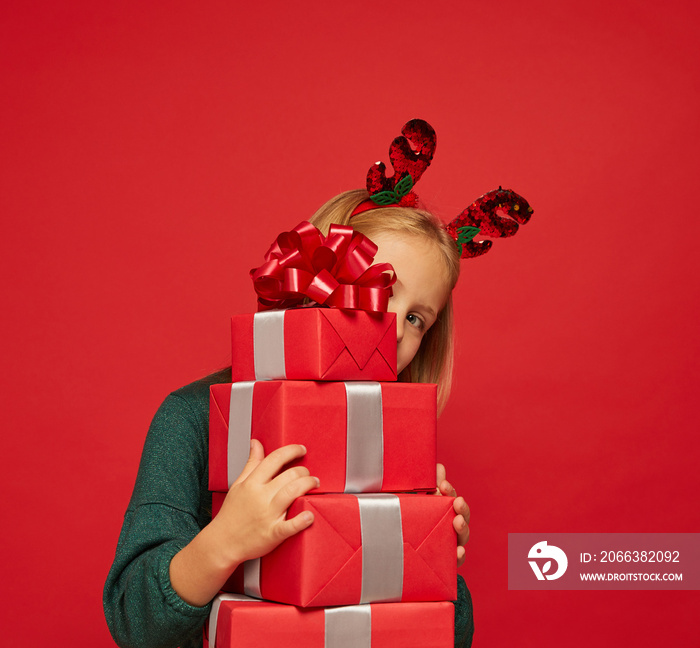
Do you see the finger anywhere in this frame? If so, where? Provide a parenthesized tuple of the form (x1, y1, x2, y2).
(231, 439, 266, 486)
(453, 514, 470, 546)
(457, 545, 466, 567)
(274, 510, 315, 543)
(436, 463, 447, 487)
(438, 479, 457, 497)
(270, 464, 312, 491)
(453, 496, 470, 524)
(253, 444, 307, 482)
(453, 514, 465, 534)
(271, 475, 320, 512)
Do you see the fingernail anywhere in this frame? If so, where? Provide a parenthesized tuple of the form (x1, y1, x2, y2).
(314, 477, 320, 488)
(300, 444, 307, 453)
(303, 512, 314, 524)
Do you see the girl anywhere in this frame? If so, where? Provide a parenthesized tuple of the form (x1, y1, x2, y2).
(104, 125, 479, 648)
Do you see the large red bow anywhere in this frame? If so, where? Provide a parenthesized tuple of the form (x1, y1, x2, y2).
(250, 221, 395, 312)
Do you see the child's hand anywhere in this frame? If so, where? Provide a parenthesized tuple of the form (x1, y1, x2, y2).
(436, 462, 470, 567)
(211, 439, 319, 568)
(169, 440, 318, 607)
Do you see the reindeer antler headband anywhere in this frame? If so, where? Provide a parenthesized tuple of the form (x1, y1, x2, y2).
(351, 119, 533, 258)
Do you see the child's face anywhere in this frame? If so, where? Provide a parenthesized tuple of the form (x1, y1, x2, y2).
(370, 233, 451, 373)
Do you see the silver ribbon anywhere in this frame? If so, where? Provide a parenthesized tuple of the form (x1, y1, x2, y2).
(243, 557, 262, 599)
(227, 382, 255, 488)
(238, 496, 403, 608)
(209, 594, 372, 648)
(344, 382, 384, 492)
(355, 494, 404, 603)
(253, 310, 287, 380)
(324, 605, 372, 647)
(227, 381, 384, 493)
(208, 593, 256, 648)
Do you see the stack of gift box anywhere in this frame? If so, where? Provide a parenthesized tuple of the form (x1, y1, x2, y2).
(205, 306, 457, 647)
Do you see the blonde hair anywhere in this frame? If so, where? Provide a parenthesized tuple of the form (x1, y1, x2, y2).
(310, 189, 460, 412)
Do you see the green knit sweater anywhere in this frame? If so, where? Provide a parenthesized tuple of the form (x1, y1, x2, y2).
(103, 369, 474, 647)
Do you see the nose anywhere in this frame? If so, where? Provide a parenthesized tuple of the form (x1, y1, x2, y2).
(394, 312, 404, 343)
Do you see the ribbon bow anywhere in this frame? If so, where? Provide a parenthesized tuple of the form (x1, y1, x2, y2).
(250, 221, 395, 312)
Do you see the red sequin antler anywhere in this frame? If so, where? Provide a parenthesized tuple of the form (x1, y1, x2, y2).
(446, 187, 534, 258)
(352, 119, 533, 257)
(361, 119, 437, 209)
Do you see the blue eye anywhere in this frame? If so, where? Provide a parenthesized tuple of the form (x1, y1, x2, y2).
(406, 313, 425, 330)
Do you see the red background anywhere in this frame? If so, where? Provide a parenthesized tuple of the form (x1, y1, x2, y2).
(2, 1, 699, 645)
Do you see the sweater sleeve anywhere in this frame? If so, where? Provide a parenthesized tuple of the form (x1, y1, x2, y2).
(104, 386, 214, 648)
(454, 574, 475, 648)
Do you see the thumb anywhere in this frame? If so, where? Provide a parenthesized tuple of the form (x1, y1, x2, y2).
(232, 439, 265, 485)
(436, 463, 447, 494)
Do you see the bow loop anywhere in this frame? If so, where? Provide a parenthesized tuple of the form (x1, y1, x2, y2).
(251, 221, 395, 312)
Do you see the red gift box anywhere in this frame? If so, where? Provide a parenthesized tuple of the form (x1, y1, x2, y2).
(206, 594, 454, 648)
(230, 308, 397, 382)
(213, 493, 457, 607)
(209, 381, 436, 494)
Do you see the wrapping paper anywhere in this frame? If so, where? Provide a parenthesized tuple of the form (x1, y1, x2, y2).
(209, 381, 437, 493)
(205, 593, 454, 648)
(212, 493, 457, 608)
(230, 308, 397, 382)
